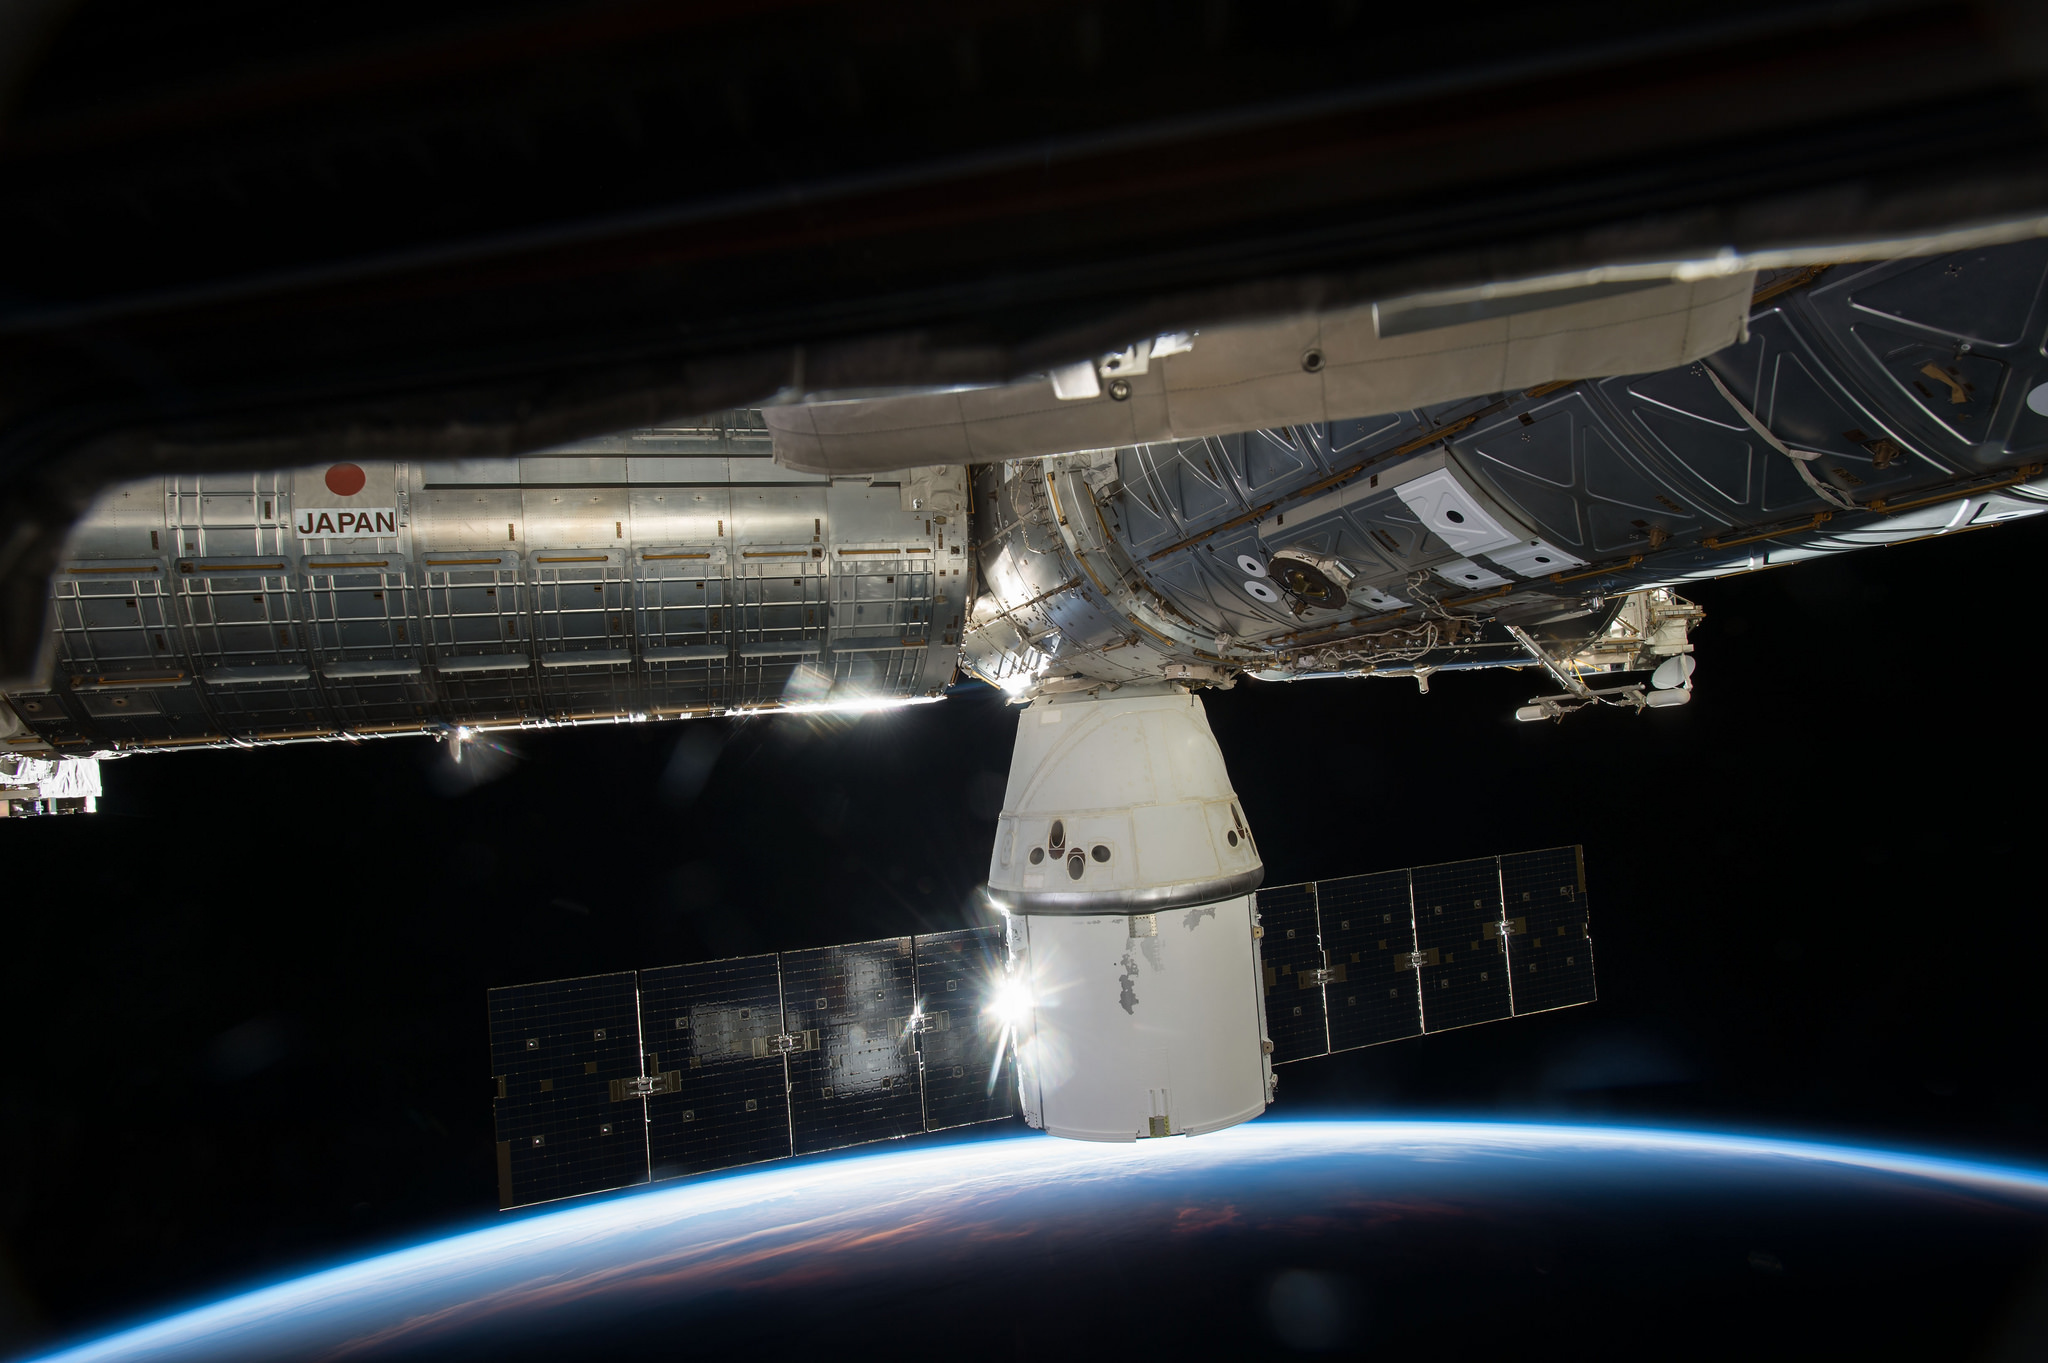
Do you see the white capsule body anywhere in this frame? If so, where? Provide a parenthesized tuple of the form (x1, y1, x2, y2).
(988, 689, 1262, 914)
(1006, 900, 1271, 1141)
(989, 688, 1273, 1141)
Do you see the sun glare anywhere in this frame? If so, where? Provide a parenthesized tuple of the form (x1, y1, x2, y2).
(986, 975, 1033, 1030)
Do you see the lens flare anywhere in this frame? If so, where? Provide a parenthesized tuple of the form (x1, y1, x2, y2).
(986, 976, 1033, 1030)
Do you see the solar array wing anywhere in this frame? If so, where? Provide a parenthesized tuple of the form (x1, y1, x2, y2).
(485, 847, 1594, 1209)
(782, 936, 925, 1156)
(1499, 846, 1596, 1015)
(1318, 868, 1425, 1051)
(639, 955, 794, 1182)
(1254, 881, 1329, 1063)
(1411, 857, 1514, 1032)
(912, 927, 1018, 1130)
(490, 934, 1032, 1207)
(487, 972, 648, 1209)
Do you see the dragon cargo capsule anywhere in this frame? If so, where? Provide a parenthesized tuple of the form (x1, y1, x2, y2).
(990, 688, 1273, 1142)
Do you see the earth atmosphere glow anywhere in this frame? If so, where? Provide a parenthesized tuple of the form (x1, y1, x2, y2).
(26, 1119, 2048, 1363)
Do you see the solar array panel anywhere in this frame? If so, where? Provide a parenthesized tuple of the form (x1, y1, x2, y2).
(486, 973, 648, 1209)
(783, 937, 924, 1157)
(1499, 846, 1596, 1016)
(489, 933, 1018, 1209)
(638, 954, 791, 1182)
(1412, 857, 1513, 1031)
(1255, 881, 1329, 1064)
(914, 927, 1017, 1131)
(1319, 868, 1425, 1051)
(1255, 845, 1595, 1064)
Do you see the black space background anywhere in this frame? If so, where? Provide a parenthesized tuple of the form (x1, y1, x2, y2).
(2, 518, 2044, 1355)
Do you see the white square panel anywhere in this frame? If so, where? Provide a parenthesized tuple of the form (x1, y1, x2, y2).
(1391, 467, 1523, 556)
(1486, 538, 1587, 578)
(1435, 558, 1510, 590)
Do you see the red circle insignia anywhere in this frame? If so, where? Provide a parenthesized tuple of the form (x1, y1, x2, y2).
(324, 463, 367, 497)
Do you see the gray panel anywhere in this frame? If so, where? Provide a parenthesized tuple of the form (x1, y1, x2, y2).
(487, 972, 648, 1209)
(203, 664, 310, 684)
(540, 647, 633, 668)
(300, 561, 417, 724)
(1318, 868, 1425, 1050)
(1411, 857, 1513, 1033)
(78, 688, 161, 718)
(435, 652, 530, 674)
(639, 955, 794, 1181)
(1255, 882, 1328, 1064)
(322, 658, 420, 679)
(781, 937, 923, 1156)
(645, 643, 726, 662)
(1844, 238, 2048, 349)
(912, 927, 1017, 1131)
(1213, 427, 1315, 496)
(1499, 845, 1596, 1016)
(636, 547, 734, 712)
(1375, 278, 1664, 337)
